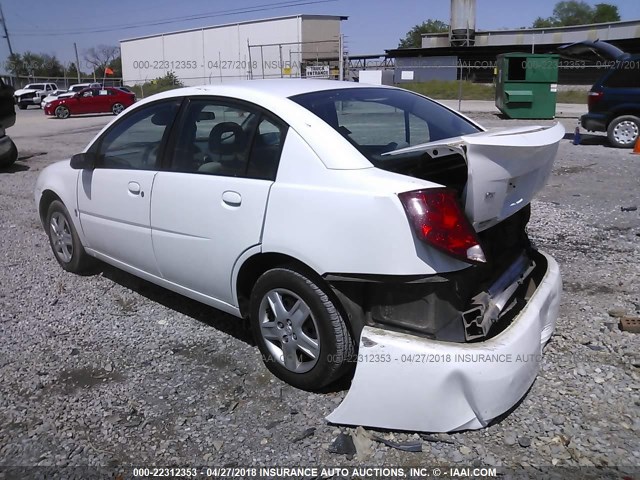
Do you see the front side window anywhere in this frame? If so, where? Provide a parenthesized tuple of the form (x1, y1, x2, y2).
(291, 88, 480, 166)
(95, 100, 180, 170)
(170, 98, 286, 180)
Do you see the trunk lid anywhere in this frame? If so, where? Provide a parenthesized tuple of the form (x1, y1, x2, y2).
(557, 39, 628, 61)
(386, 123, 565, 231)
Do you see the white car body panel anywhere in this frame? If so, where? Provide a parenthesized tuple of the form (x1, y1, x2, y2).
(262, 128, 470, 276)
(150, 172, 272, 306)
(14, 88, 39, 98)
(463, 124, 564, 230)
(34, 161, 84, 240)
(327, 251, 561, 432)
(77, 169, 159, 276)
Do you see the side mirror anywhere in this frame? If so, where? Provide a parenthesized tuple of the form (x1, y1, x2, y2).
(70, 152, 98, 170)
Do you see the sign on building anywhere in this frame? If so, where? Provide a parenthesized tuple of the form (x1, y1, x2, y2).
(305, 65, 330, 79)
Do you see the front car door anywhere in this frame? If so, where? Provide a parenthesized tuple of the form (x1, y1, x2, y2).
(150, 97, 288, 308)
(77, 99, 181, 276)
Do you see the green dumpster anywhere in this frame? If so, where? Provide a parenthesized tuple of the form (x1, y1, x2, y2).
(495, 53, 559, 119)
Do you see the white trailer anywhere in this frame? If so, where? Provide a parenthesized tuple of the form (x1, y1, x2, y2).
(120, 14, 346, 86)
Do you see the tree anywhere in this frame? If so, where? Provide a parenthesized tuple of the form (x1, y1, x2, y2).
(65, 62, 87, 80)
(398, 19, 449, 49)
(4, 51, 63, 77)
(532, 1, 620, 28)
(106, 56, 122, 78)
(553, 1, 593, 25)
(592, 3, 620, 23)
(84, 45, 120, 77)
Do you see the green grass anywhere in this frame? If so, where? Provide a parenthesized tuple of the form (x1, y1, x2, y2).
(399, 80, 587, 104)
(400, 80, 495, 101)
(129, 83, 181, 99)
(557, 90, 588, 104)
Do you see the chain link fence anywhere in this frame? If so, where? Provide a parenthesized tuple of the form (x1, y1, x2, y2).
(5, 76, 124, 90)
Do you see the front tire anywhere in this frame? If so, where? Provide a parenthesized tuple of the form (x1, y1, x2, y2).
(18, 104, 27, 110)
(45, 200, 93, 273)
(607, 115, 640, 148)
(249, 267, 354, 391)
(112, 103, 124, 115)
(55, 106, 70, 119)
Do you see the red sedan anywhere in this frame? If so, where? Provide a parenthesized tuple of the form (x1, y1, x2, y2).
(44, 87, 136, 119)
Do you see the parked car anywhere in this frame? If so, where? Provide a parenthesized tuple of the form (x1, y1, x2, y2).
(14, 82, 59, 109)
(41, 82, 104, 108)
(0, 77, 17, 168)
(43, 87, 135, 119)
(35, 80, 563, 432)
(559, 40, 640, 148)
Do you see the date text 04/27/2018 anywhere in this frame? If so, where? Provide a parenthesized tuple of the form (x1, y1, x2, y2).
(131, 60, 301, 70)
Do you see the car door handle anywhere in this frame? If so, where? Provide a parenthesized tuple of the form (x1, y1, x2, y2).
(222, 190, 242, 207)
(128, 181, 141, 195)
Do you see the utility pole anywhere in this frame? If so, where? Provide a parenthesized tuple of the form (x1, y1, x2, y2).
(338, 34, 344, 81)
(0, 2, 14, 56)
(73, 42, 81, 83)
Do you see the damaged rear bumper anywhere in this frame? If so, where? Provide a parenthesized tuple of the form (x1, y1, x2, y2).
(326, 251, 561, 433)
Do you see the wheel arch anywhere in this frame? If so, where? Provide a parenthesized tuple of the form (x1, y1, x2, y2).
(235, 252, 362, 340)
(236, 252, 321, 317)
(39, 189, 62, 227)
(606, 108, 640, 125)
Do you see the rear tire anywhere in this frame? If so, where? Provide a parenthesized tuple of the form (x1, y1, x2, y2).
(249, 267, 354, 391)
(112, 103, 124, 115)
(45, 200, 93, 273)
(607, 115, 640, 148)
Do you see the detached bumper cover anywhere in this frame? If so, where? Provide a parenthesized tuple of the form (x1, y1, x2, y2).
(327, 251, 561, 433)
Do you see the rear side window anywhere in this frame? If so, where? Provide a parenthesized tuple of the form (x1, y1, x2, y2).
(169, 98, 287, 180)
(291, 87, 480, 164)
(603, 62, 640, 88)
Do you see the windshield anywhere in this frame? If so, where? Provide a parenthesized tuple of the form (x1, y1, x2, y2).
(290, 87, 480, 165)
(25, 84, 44, 90)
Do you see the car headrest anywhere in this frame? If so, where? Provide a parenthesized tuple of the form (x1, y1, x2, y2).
(209, 122, 246, 155)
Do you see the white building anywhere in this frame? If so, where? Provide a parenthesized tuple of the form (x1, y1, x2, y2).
(120, 14, 346, 86)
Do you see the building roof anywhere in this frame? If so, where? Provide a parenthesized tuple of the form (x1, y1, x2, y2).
(386, 37, 640, 58)
(121, 14, 348, 43)
(417, 19, 640, 51)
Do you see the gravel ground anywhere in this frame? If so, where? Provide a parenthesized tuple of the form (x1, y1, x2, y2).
(0, 108, 639, 478)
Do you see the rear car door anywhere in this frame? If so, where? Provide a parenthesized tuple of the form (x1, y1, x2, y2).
(150, 97, 287, 306)
(77, 99, 181, 275)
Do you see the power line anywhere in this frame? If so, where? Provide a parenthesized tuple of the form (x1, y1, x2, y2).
(10, 0, 339, 37)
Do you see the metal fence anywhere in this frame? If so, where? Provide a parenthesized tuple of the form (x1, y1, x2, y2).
(5, 76, 125, 90)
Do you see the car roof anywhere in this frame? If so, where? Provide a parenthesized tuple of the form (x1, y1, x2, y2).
(148, 79, 387, 103)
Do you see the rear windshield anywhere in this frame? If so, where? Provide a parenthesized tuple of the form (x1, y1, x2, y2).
(290, 87, 480, 165)
(603, 61, 640, 88)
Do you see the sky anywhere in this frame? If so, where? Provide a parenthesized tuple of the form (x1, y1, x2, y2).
(1, 0, 638, 69)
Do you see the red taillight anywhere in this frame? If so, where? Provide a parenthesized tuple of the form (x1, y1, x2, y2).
(398, 188, 486, 264)
(587, 91, 603, 109)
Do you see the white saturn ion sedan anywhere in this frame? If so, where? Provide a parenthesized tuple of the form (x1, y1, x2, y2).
(35, 79, 564, 432)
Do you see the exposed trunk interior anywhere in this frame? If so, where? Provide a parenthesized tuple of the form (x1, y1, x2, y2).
(327, 205, 542, 344)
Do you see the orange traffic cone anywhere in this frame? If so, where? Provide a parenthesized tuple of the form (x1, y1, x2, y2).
(633, 136, 640, 155)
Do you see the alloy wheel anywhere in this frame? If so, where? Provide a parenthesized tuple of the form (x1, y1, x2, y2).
(257, 288, 320, 374)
